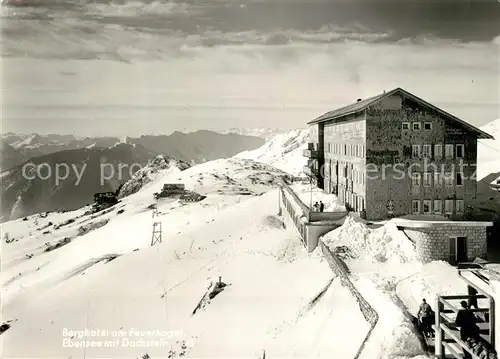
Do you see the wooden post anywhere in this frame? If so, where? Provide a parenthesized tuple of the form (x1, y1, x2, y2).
(435, 298, 445, 359)
(490, 296, 496, 351)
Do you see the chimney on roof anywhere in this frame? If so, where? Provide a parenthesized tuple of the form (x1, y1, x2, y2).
(357, 98, 362, 102)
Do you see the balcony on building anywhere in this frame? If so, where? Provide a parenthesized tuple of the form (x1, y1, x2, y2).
(303, 143, 318, 158)
(303, 164, 318, 177)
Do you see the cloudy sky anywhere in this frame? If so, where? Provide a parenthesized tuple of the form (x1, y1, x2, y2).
(1, 0, 499, 137)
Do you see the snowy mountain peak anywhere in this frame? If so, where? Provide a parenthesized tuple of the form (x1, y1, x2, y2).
(481, 118, 500, 138)
(117, 155, 191, 198)
(234, 129, 309, 176)
(478, 119, 500, 180)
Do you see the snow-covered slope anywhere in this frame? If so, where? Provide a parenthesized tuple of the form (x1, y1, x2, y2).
(234, 129, 309, 176)
(1, 157, 373, 358)
(478, 119, 500, 180)
(1, 153, 476, 359)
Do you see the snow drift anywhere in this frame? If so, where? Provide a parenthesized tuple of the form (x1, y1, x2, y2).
(322, 214, 417, 264)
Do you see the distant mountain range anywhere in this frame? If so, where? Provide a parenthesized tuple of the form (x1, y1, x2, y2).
(1, 144, 159, 221)
(0, 134, 121, 171)
(0, 130, 265, 221)
(220, 128, 291, 141)
(124, 130, 264, 164)
(0, 130, 265, 171)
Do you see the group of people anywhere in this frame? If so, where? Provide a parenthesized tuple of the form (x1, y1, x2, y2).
(417, 290, 497, 359)
(312, 201, 325, 212)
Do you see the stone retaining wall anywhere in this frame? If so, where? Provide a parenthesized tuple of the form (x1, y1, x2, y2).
(319, 242, 379, 359)
(279, 186, 307, 243)
(279, 181, 379, 359)
(278, 177, 310, 219)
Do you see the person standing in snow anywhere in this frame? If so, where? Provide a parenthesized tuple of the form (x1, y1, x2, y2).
(319, 201, 325, 212)
(418, 299, 435, 338)
(313, 202, 319, 212)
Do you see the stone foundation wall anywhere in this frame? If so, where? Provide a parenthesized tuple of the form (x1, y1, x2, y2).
(403, 225, 487, 263)
(279, 186, 307, 243)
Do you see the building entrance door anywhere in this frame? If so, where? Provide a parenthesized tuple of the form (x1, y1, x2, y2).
(449, 237, 468, 264)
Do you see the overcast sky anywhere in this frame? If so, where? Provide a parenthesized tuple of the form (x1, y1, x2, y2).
(1, 0, 499, 137)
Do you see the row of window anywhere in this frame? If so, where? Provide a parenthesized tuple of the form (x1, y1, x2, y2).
(326, 143, 365, 158)
(338, 188, 365, 212)
(403, 122, 433, 131)
(328, 162, 366, 185)
(324, 121, 365, 134)
(412, 199, 464, 215)
(412, 144, 464, 159)
(412, 172, 464, 187)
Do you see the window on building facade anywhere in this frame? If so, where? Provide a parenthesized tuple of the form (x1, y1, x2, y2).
(456, 172, 463, 186)
(456, 144, 464, 158)
(456, 200, 464, 214)
(434, 172, 443, 186)
(424, 122, 432, 130)
(423, 145, 432, 158)
(344, 144, 347, 156)
(423, 172, 432, 187)
(412, 200, 421, 214)
(411, 173, 421, 187)
(434, 144, 443, 159)
(434, 200, 442, 214)
(445, 199, 453, 214)
(412, 145, 421, 158)
(444, 172, 454, 187)
(423, 200, 431, 214)
(413, 122, 421, 131)
(402, 122, 410, 130)
(445, 144, 454, 158)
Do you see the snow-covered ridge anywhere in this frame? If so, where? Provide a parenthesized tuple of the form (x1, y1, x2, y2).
(478, 119, 500, 180)
(234, 129, 309, 176)
(481, 119, 500, 139)
(221, 128, 289, 141)
(117, 155, 191, 198)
